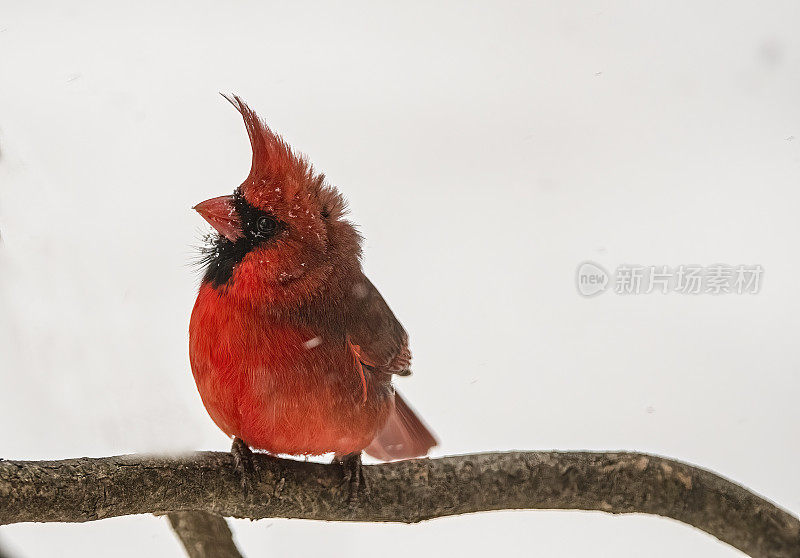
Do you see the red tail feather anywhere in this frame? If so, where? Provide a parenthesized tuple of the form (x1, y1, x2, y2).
(365, 392, 437, 461)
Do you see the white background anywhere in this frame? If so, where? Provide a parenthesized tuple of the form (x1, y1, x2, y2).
(1, 1, 799, 556)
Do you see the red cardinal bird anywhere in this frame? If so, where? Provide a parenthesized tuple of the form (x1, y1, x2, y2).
(189, 95, 437, 493)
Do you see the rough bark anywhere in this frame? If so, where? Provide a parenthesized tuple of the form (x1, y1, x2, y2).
(0, 451, 797, 558)
(166, 511, 243, 558)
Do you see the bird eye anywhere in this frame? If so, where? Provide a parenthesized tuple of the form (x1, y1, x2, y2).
(256, 216, 277, 236)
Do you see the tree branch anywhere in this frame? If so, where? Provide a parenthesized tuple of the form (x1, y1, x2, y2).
(166, 511, 243, 558)
(0, 451, 797, 558)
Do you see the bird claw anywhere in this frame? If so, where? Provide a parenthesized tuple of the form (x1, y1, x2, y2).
(334, 452, 369, 506)
(231, 437, 260, 497)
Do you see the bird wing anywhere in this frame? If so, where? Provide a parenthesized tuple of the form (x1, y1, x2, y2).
(346, 274, 438, 460)
(346, 274, 412, 376)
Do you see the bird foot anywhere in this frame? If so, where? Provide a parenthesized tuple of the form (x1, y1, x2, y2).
(231, 437, 260, 497)
(334, 452, 369, 505)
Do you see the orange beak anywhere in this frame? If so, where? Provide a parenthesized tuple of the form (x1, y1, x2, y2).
(193, 195, 243, 242)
